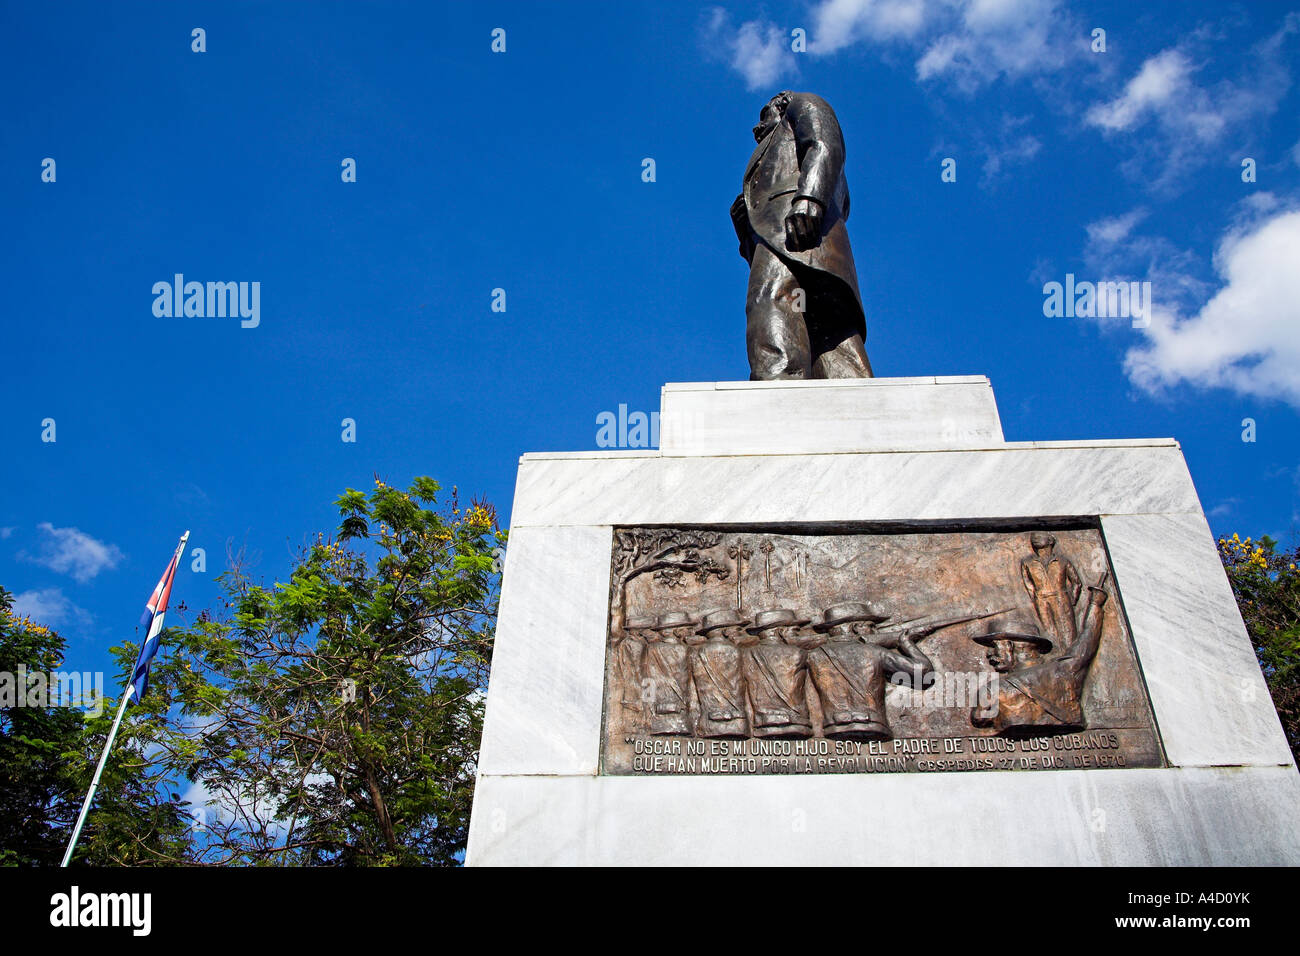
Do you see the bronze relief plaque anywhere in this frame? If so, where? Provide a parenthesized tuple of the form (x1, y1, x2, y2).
(601, 524, 1164, 775)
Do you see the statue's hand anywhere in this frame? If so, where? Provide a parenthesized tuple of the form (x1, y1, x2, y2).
(872, 629, 901, 649)
(784, 197, 823, 251)
(729, 194, 748, 230)
(730, 194, 754, 260)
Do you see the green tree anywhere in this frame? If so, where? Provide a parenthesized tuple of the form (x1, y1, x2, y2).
(120, 476, 503, 865)
(0, 588, 187, 865)
(1218, 532, 1300, 762)
(0, 588, 83, 865)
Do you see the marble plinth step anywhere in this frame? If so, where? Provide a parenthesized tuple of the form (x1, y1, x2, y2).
(658, 376, 1004, 455)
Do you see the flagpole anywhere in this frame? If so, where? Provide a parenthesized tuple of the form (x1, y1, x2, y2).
(59, 530, 188, 867)
(60, 683, 134, 867)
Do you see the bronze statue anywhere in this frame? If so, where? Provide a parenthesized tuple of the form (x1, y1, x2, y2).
(806, 602, 933, 740)
(972, 577, 1110, 734)
(1020, 532, 1083, 648)
(731, 91, 873, 380)
(688, 609, 751, 738)
(742, 609, 815, 738)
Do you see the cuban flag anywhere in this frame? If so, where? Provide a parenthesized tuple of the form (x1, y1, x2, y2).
(130, 531, 189, 704)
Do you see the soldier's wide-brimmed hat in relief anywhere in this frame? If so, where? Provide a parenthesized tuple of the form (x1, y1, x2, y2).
(972, 617, 1053, 652)
(813, 601, 890, 631)
(1029, 531, 1057, 548)
(651, 611, 696, 631)
(746, 608, 811, 633)
(698, 609, 750, 634)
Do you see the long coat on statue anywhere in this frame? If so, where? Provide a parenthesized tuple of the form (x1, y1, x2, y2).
(741, 92, 866, 346)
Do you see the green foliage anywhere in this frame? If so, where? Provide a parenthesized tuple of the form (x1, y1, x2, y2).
(126, 477, 504, 865)
(1219, 533, 1300, 761)
(0, 587, 83, 865)
(0, 588, 187, 866)
(2, 476, 502, 867)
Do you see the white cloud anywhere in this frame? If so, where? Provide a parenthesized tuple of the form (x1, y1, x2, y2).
(733, 21, 795, 89)
(1085, 49, 1201, 133)
(811, 0, 931, 53)
(1123, 206, 1300, 407)
(702, 9, 798, 91)
(1081, 207, 1210, 323)
(1085, 209, 1148, 246)
(0, 527, 13, 539)
(10, 588, 93, 630)
(708, 0, 1075, 94)
(914, 0, 1075, 92)
(173, 482, 211, 510)
(979, 127, 1041, 181)
(1207, 498, 1240, 518)
(21, 523, 124, 582)
(1084, 18, 1298, 190)
(806, 0, 1077, 92)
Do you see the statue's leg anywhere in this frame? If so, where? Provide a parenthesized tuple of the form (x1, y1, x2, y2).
(746, 243, 812, 380)
(813, 334, 873, 378)
(805, 278, 873, 378)
(1051, 595, 1079, 644)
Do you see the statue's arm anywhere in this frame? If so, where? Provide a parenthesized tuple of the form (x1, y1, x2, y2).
(1020, 559, 1036, 598)
(1067, 561, 1083, 604)
(885, 637, 933, 686)
(730, 193, 754, 261)
(1061, 612, 1104, 674)
(787, 93, 845, 211)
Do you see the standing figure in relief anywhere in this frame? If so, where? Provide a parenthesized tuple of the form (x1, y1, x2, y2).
(689, 609, 751, 739)
(643, 611, 695, 736)
(1020, 532, 1083, 649)
(743, 608, 815, 739)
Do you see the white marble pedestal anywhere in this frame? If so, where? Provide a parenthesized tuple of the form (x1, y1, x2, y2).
(466, 376, 1300, 866)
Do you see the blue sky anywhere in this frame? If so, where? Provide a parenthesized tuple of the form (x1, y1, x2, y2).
(2, 0, 1298, 687)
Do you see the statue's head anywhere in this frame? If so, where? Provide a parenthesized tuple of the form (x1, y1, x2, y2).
(984, 638, 1016, 672)
(651, 611, 695, 643)
(697, 609, 750, 644)
(974, 619, 1052, 672)
(984, 637, 1047, 672)
(753, 91, 793, 142)
(747, 607, 810, 642)
(824, 621, 856, 641)
(719, 624, 748, 643)
(815, 602, 890, 641)
(1030, 531, 1057, 557)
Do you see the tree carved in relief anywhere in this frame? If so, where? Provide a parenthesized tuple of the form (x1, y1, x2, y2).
(610, 529, 730, 632)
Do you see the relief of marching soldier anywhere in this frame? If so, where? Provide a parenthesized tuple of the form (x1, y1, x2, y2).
(742, 609, 818, 739)
(806, 601, 1008, 740)
(642, 612, 695, 736)
(688, 609, 751, 738)
(805, 601, 931, 740)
